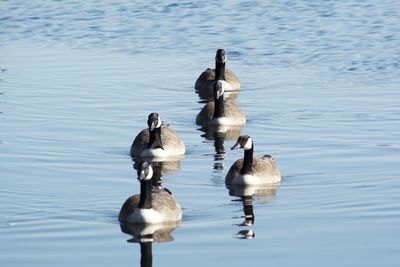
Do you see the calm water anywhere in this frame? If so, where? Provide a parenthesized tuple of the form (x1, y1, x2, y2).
(1, 1, 400, 266)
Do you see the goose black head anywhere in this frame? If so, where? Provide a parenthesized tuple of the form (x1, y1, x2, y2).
(231, 135, 253, 150)
(215, 49, 226, 64)
(147, 112, 162, 131)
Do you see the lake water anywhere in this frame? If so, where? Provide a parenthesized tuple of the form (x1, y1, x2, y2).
(1, 1, 400, 266)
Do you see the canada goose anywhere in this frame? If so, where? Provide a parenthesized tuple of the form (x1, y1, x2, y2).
(131, 113, 185, 158)
(225, 135, 281, 185)
(195, 49, 240, 99)
(119, 162, 182, 224)
(196, 81, 246, 126)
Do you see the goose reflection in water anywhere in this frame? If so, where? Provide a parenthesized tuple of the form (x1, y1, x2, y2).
(198, 125, 242, 171)
(133, 158, 182, 188)
(195, 86, 239, 101)
(120, 222, 180, 267)
(227, 184, 279, 239)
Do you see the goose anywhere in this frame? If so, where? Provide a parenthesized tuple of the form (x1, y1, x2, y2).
(196, 81, 246, 126)
(195, 49, 240, 98)
(225, 135, 281, 185)
(119, 161, 182, 224)
(130, 113, 185, 158)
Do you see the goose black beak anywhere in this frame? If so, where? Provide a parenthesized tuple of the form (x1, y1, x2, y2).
(231, 141, 241, 150)
(149, 121, 157, 131)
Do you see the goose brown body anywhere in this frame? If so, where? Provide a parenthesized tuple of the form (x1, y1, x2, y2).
(225, 136, 281, 185)
(195, 68, 240, 91)
(119, 187, 182, 224)
(131, 125, 185, 158)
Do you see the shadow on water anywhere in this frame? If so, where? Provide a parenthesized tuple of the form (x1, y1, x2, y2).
(227, 184, 280, 239)
(120, 222, 180, 267)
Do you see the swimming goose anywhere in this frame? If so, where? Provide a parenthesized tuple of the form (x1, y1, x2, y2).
(195, 49, 240, 98)
(130, 113, 185, 158)
(119, 162, 182, 224)
(196, 81, 246, 126)
(225, 135, 281, 185)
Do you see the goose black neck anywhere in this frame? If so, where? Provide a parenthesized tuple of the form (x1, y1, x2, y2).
(138, 180, 153, 209)
(213, 95, 224, 119)
(239, 144, 254, 175)
(148, 127, 163, 149)
(215, 61, 226, 80)
(140, 242, 153, 267)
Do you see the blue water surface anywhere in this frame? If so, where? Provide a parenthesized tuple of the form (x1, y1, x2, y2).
(1, 1, 400, 266)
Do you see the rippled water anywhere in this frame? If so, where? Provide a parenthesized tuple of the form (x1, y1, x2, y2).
(1, 1, 400, 266)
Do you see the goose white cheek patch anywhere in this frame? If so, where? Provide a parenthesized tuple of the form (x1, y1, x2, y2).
(244, 138, 253, 150)
(156, 117, 162, 128)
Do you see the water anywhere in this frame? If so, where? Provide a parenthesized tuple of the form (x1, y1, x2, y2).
(1, 1, 400, 266)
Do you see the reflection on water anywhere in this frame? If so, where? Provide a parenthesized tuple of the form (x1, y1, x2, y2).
(199, 125, 243, 141)
(120, 222, 179, 267)
(198, 125, 243, 171)
(120, 222, 179, 244)
(227, 184, 279, 199)
(133, 158, 182, 187)
(228, 184, 279, 240)
(195, 88, 239, 102)
(232, 195, 255, 240)
(236, 229, 255, 240)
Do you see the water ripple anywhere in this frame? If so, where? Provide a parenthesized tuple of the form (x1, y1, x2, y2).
(1, 0, 399, 83)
